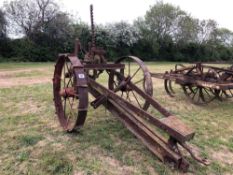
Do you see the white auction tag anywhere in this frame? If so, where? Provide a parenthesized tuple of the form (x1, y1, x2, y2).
(78, 74, 85, 79)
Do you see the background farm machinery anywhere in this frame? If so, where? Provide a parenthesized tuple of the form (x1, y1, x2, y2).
(151, 63, 233, 105)
(53, 5, 208, 172)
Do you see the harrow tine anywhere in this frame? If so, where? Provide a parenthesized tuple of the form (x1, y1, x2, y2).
(164, 79, 175, 97)
(169, 80, 175, 94)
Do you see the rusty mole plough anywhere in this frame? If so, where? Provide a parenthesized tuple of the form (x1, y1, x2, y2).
(151, 63, 233, 105)
(53, 5, 208, 171)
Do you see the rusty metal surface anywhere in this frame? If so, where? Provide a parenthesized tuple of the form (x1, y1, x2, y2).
(109, 56, 153, 110)
(83, 63, 125, 70)
(53, 54, 88, 132)
(52, 4, 209, 171)
(151, 63, 233, 104)
(88, 78, 188, 170)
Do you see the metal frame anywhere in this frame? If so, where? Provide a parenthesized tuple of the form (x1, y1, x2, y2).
(52, 5, 209, 171)
(151, 63, 233, 104)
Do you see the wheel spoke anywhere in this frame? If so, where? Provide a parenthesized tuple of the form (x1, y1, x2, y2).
(199, 88, 206, 102)
(113, 79, 118, 87)
(131, 90, 142, 109)
(127, 92, 132, 102)
(196, 89, 201, 102)
(126, 91, 130, 101)
(193, 87, 198, 93)
(192, 87, 198, 99)
(128, 61, 131, 76)
(67, 97, 76, 120)
(64, 98, 67, 117)
(222, 91, 229, 98)
(228, 89, 233, 97)
(203, 88, 211, 98)
(121, 91, 123, 98)
(134, 78, 144, 85)
(186, 87, 193, 95)
(63, 62, 66, 87)
(65, 60, 70, 75)
(130, 66, 141, 81)
(66, 77, 72, 87)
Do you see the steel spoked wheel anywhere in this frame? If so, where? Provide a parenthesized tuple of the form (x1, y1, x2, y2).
(182, 85, 216, 105)
(217, 89, 233, 100)
(108, 56, 153, 110)
(217, 68, 233, 100)
(53, 55, 88, 132)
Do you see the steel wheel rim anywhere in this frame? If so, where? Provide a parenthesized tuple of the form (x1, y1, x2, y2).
(53, 55, 88, 132)
(108, 56, 153, 110)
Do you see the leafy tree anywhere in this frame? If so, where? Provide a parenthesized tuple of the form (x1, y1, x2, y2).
(4, 0, 59, 38)
(198, 19, 218, 44)
(144, 1, 186, 40)
(31, 12, 74, 51)
(0, 9, 9, 60)
(72, 22, 91, 53)
(175, 16, 200, 44)
(214, 28, 233, 47)
(0, 9, 7, 39)
(104, 21, 138, 57)
(1, 0, 233, 62)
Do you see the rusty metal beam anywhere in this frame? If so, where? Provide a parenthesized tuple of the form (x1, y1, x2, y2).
(88, 78, 190, 171)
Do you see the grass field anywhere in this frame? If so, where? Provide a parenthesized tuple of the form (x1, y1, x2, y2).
(0, 62, 233, 175)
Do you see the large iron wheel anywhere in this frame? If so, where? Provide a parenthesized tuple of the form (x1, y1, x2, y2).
(108, 56, 153, 110)
(53, 55, 88, 132)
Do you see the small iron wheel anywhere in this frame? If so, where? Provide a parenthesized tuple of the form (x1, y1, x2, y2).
(217, 89, 233, 100)
(108, 56, 153, 110)
(217, 67, 233, 100)
(182, 85, 216, 105)
(53, 55, 88, 132)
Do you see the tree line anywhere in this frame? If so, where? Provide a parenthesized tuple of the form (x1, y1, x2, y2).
(0, 0, 233, 62)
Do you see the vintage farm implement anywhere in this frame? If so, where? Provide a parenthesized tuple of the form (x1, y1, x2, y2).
(151, 63, 233, 104)
(53, 5, 208, 171)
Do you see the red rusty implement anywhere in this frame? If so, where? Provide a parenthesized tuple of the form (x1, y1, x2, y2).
(53, 5, 209, 172)
(151, 63, 233, 105)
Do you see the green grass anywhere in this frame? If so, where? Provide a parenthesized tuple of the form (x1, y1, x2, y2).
(0, 62, 233, 175)
(0, 62, 53, 70)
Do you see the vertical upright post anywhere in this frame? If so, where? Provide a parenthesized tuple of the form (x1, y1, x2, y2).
(90, 4, 96, 48)
(74, 38, 80, 56)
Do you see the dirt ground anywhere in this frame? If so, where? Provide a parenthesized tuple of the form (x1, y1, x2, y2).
(0, 68, 52, 88)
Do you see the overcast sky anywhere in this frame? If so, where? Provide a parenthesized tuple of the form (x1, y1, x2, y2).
(60, 0, 233, 31)
(1, 0, 233, 31)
